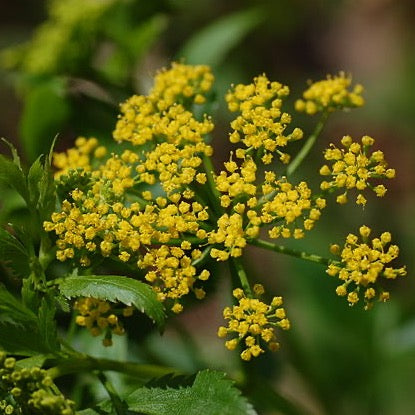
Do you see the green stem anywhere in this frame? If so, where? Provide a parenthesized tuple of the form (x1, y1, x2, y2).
(95, 371, 125, 415)
(229, 257, 253, 297)
(202, 154, 223, 217)
(250, 238, 336, 267)
(150, 236, 206, 246)
(47, 356, 178, 381)
(286, 111, 329, 177)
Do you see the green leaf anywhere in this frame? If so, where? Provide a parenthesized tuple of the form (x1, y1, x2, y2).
(27, 155, 44, 207)
(0, 323, 50, 356)
(179, 8, 264, 67)
(38, 295, 60, 352)
(125, 369, 257, 415)
(20, 78, 70, 162)
(76, 408, 111, 415)
(0, 283, 37, 326)
(0, 154, 29, 203)
(0, 285, 53, 355)
(15, 354, 49, 369)
(0, 227, 30, 278)
(58, 275, 165, 329)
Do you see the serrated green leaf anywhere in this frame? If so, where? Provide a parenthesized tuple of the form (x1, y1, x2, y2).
(38, 295, 60, 352)
(0, 227, 30, 278)
(27, 155, 44, 207)
(0, 154, 29, 203)
(20, 78, 70, 162)
(58, 275, 165, 329)
(15, 354, 49, 369)
(125, 370, 257, 415)
(21, 278, 41, 311)
(0, 285, 51, 355)
(1, 138, 23, 168)
(0, 284, 37, 326)
(0, 322, 52, 356)
(179, 8, 264, 67)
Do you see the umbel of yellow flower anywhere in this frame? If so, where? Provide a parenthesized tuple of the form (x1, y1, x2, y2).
(327, 226, 407, 309)
(74, 297, 134, 346)
(226, 74, 303, 165)
(320, 135, 395, 206)
(295, 72, 364, 115)
(217, 285, 290, 361)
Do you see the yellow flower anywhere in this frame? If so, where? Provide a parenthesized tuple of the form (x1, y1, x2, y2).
(327, 226, 407, 309)
(295, 73, 364, 114)
(226, 75, 302, 165)
(73, 298, 134, 346)
(218, 287, 290, 360)
(320, 135, 396, 205)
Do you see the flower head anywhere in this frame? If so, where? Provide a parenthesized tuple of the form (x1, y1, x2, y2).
(320, 135, 396, 206)
(217, 286, 290, 360)
(295, 72, 364, 114)
(327, 226, 407, 309)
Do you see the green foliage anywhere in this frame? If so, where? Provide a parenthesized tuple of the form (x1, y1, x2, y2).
(124, 370, 257, 415)
(179, 8, 264, 67)
(0, 152, 29, 204)
(58, 275, 165, 329)
(0, 285, 58, 355)
(78, 370, 256, 415)
(0, 227, 30, 278)
(20, 78, 70, 162)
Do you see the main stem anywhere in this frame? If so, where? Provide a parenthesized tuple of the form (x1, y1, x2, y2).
(286, 111, 329, 177)
(250, 238, 336, 267)
(47, 356, 178, 381)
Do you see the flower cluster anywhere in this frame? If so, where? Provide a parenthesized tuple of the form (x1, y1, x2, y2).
(226, 74, 303, 165)
(327, 226, 407, 309)
(74, 297, 134, 346)
(217, 285, 290, 361)
(43, 62, 406, 361)
(295, 72, 364, 114)
(53, 136, 106, 178)
(320, 135, 396, 205)
(0, 353, 74, 415)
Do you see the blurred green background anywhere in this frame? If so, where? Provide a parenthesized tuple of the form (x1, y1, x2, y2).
(1, 0, 414, 414)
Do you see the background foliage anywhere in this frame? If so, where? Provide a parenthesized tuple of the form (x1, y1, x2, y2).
(0, 1, 414, 414)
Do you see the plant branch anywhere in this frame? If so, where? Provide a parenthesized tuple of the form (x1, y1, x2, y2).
(95, 370, 125, 415)
(202, 154, 223, 217)
(47, 356, 179, 381)
(249, 238, 337, 267)
(286, 111, 329, 177)
(229, 257, 253, 297)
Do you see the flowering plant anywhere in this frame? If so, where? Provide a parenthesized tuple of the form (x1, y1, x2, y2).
(0, 63, 407, 414)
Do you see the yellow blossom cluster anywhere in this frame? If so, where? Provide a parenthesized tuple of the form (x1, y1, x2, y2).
(139, 245, 210, 313)
(295, 72, 364, 115)
(209, 163, 326, 260)
(217, 285, 290, 361)
(42, 63, 407, 359)
(320, 135, 396, 205)
(327, 226, 407, 309)
(74, 297, 134, 346)
(226, 75, 303, 164)
(44, 184, 211, 309)
(112, 63, 214, 195)
(260, 175, 326, 239)
(52, 136, 107, 178)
